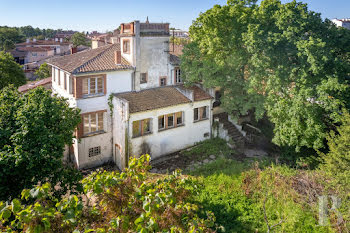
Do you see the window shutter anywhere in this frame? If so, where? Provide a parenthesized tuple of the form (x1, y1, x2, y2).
(75, 77, 83, 98)
(103, 74, 107, 95)
(76, 115, 84, 139)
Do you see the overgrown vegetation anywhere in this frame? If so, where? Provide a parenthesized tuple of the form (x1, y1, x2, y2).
(0, 155, 215, 233)
(34, 63, 51, 80)
(0, 51, 26, 89)
(0, 86, 81, 200)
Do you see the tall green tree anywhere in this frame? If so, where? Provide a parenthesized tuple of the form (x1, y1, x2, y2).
(181, 0, 350, 151)
(71, 32, 89, 47)
(0, 86, 81, 200)
(0, 27, 25, 51)
(34, 63, 51, 79)
(319, 111, 350, 191)
(0, 52, 26, 89)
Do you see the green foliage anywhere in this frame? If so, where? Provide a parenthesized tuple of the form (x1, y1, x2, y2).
(190, 158, 337, 232)
(183, 138, 232, 160)
(0, 86, 81, 201)
(170, 37, 189, 46)
(0, 27, 24, 51)
(0, 52, 26, 89)
(71, 32, 89, 47)
(319, 111, 350, 191)
(181, 0, 350, 151)
(34, 63, 51, 79)
(0, 155, 215, 233)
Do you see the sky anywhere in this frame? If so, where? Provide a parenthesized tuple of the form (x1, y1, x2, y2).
(0, 0, 349, 32)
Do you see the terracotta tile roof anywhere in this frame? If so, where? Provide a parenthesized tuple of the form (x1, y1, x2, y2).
(115, 86, 191, 113)
(15, 47, 54, 52)
(186, 85, 213, 101)
(115, 85, 213, 113)
(47, 44, 133, 74)
(18, 77, 52, 93)
(17, 40, 71, 46)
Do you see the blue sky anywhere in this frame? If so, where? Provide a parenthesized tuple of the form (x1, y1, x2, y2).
(0, 0, 349, 32)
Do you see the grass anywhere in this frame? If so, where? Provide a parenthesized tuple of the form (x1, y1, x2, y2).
(182, 139, 335, 233)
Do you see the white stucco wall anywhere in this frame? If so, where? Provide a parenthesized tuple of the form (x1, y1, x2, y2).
(112, 97, 129, 170)
(127, 100, 212, 159)
(138, 36, 169, 90)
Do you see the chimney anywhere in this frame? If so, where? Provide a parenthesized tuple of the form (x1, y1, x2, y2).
(33, 38, 37, 42)
(60, 38, 63, 43)
(115, 51, 121, 64)
(71, 47, 78, 54)
(26, 38, 30, 43)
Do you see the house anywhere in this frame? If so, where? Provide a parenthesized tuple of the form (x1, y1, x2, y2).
(11, 46, 55, 66)
(54, 30, 77, 42)
(48, 20, 214, 170)
(331, 18, 350, 30)
(18, 77, 52, 93)
(16, 39, 72, 55)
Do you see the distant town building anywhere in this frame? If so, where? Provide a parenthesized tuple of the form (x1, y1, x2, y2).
(16, 39, 72, 55)
(331, 18, 350, 30)
(171, 29, 189, 38)
(54, 30, 77, 42)
(18, 77, 52, 93)
(91, 29, 120, 49)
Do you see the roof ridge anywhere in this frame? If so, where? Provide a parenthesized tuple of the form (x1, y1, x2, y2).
(73, 44, 115, 74)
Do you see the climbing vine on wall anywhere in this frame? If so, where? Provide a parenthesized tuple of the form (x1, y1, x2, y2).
(108, 94, 114, 117)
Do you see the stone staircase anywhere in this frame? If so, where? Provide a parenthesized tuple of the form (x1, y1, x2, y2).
(214, 113, 247, 150)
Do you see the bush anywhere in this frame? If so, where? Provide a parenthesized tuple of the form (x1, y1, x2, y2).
(0, 155, 215, 233)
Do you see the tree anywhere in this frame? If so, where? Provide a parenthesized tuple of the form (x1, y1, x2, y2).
(0, 86, 81, 200)
(34, 63, 51, 79)
(181, 0, 350, 151)
(0, 27, 25, 51)
(319, 111, 350, 191)
(71, 32, 89, 47)
(0, 52, 26, 89)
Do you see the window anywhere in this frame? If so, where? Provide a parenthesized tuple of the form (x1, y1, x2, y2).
(83, 112, 104, 136)
(53, 68, 55, 82)
(213, 90, 222, 107)
(64, 73, 67, 90)
(132, 118, 152, 137)
(82, 76, 104, 96)
(123, 40, 130, 53)
(32, 53, 37, 57)
(160, 76, 167, 86)
(70, 76, 74, 94)
(158, 111, 184, 131)
(88, 146, 101, 157)
(175, 67, 182, 84)
(194, 106, 208, 122)
(58, 70, 61, 86)
(140, 73, 147, 84)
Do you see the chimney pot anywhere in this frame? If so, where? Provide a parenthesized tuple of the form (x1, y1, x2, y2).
(115, 51, 121, 64)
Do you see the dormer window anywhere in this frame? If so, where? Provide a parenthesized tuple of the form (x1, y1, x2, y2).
(123, 40, 130, 54)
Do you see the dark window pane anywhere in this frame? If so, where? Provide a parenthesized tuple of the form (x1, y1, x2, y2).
(167, 114, 174, 127)
(194, 108, 199, 121)
(158, 115, 165, 130)
(176, 112, 183, 125)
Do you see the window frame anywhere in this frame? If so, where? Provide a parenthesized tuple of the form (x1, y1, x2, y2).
(132, 118, 152, 138)
(194, 106, 209, 122)
(140, 73, 148, 84)
(123, 39, 130, 54)
(83, 111, 105, 136)
(158, 111, 184, 131)
(175, 67, 182, 84)
(159, 76, 167, 86)
(82, 75, 104, 97)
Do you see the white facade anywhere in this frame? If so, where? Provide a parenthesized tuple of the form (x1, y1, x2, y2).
(50, 20, 214, 170)
(331, 19, 350, 30)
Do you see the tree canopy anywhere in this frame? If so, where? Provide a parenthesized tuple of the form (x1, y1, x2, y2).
(71, 32, 89, 47)
(181, 0, 350, 151)
(34, 63, 51, 79)
(0, 52, 26, 89)
(0, 86, 81, 200)
(0, 27, 24, 51)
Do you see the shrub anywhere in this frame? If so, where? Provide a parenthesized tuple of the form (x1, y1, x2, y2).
(0, 155, 215, 233)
